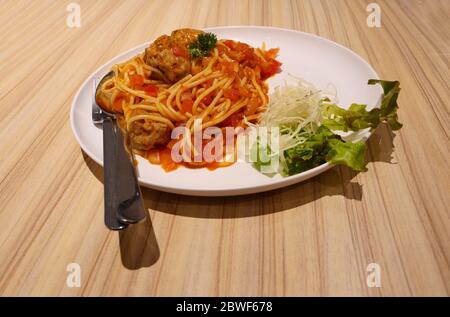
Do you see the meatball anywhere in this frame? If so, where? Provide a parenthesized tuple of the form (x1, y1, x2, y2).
(171, 28, 203, 48)
(144, 28, 203, 82)
(127, 109, 171, 150)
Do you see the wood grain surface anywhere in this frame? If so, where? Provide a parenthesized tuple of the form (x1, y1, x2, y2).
(0, 0, 449, 296)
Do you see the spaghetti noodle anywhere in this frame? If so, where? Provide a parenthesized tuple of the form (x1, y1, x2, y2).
(95, 29, 281, 171)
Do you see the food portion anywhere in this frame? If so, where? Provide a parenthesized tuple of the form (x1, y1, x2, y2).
(95, 27, 402, 176)
(144, 28, 203, 82)
(96, 28, 281, 170)
(126, 109, 172, 151)
(251, 77, 402, 175)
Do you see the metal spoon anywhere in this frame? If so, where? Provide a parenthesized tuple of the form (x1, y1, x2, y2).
(93, 71, 146, 229)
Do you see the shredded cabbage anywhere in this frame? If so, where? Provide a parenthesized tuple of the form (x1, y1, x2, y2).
(258, 75, 336, 153)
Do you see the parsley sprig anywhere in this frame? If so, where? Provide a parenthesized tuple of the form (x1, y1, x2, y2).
(188, 33, 217, 58)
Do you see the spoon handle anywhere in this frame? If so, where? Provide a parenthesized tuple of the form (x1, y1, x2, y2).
(114, 126, 147, 224)
(103, 117, 128, 230)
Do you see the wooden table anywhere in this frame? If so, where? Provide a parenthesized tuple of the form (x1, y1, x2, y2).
(0, 0, 448, 296)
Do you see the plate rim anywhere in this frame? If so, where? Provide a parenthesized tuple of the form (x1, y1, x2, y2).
(70, 25, 380, 196)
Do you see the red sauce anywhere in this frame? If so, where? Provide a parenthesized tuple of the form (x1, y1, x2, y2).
(137, 39, 281, 172)
(143, 134, 238, 172)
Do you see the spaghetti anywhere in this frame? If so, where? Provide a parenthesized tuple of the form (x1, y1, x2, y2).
(96, 29, 281, 171)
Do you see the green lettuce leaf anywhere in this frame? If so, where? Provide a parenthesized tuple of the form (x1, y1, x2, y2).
(261, 80, 402, 176)
(285, 126, 333, 161)
(368, 79, 402, 130)
(321, 80, 402, 132)
(326, 138, 367, 171)
(282, 126, 367, 175)
(321, 103, 380, 131)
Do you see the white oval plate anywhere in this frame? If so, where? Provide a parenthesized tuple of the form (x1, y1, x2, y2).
(70, 26, 381, 196)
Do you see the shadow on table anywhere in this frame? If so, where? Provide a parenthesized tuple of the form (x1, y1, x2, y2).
(118, 211, 160, 270)
(139, 124, 397, 219)
(366, 122, 398, 165)
(81, 123, 397, 267)
(82, 153, 160, 270)
(139, 167, 360, 219)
